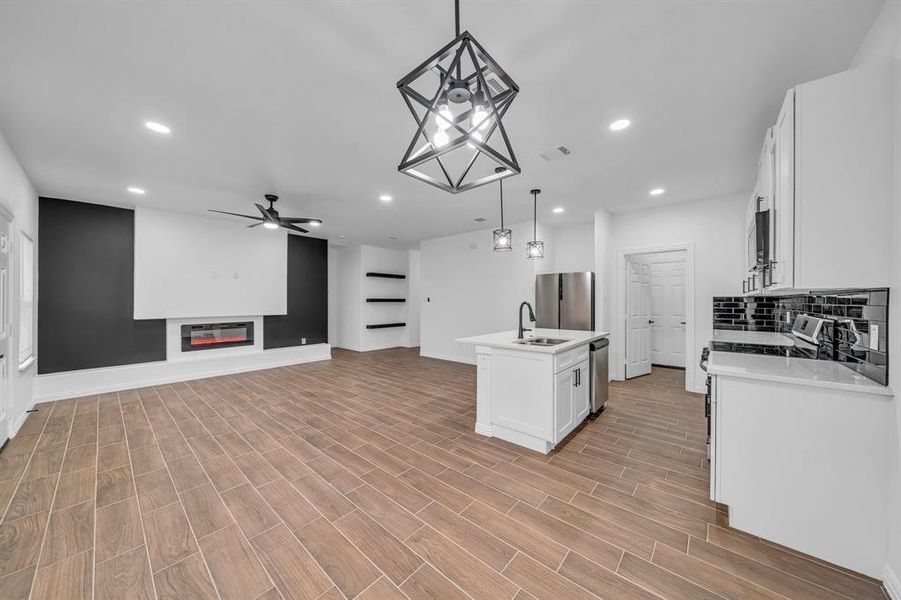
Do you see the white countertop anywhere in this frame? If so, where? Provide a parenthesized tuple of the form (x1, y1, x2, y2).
(712, 330, 795, 347)
(456, 328, 608, 354)
(707, 351, 892, 396)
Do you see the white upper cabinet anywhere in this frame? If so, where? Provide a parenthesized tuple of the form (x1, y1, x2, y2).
(754, 62, 893, 293)
(771, 91, 794, 290)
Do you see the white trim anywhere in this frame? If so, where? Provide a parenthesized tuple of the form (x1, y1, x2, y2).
(33, 343, 331, 402)
(474, 423, 493, 436)
(17, 355, 34, 372)
(9, 403, 31, 438)
(885, 564, 901, 600)
(617, 243, 697, 393)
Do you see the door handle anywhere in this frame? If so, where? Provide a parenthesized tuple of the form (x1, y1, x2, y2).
(680, 321, 686, 325)
(648, 320, 655, 324)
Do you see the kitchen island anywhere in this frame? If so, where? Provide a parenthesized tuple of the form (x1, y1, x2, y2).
(456, 328, 608, 453)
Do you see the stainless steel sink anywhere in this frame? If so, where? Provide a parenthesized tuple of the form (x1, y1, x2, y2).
(511, 337, 571, 346)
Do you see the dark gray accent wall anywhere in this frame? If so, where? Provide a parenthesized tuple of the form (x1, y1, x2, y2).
(38, 198, 167, 374)
(264, 234, 327, 349)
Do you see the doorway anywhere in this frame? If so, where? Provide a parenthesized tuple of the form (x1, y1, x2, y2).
(621, 245, 694, 391)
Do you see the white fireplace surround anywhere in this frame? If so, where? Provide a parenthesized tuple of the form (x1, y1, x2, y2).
(32, 314, 330, 401)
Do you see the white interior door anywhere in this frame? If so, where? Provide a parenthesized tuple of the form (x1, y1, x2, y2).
(625, 258, 652, 379)
(649, 254, 687, 367)
(0, 215, 11, 446)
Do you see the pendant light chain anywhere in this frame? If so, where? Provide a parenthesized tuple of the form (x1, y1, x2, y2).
(533, 190, 537, 239)
(500, 179, 505, 228)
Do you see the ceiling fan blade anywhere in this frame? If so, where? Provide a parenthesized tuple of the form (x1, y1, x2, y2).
(247, 222, 263, 228)
(209, 209, 263, 220)
(280, 222, 309, 234)
(282, 217, 322, 224)
(254, 203, 271, 219)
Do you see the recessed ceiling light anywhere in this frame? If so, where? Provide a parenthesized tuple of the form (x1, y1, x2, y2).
(379, 194, 392, 202)
(649, 187, 665, 196)
(552, 207, 564, 214)
(144, 121, 171, 134)
(609, 118, 631, 131)
(127, 186, 146, 195)
(338, 235, 345, 239)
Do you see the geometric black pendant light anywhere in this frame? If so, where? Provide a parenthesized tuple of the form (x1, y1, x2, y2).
(526, 188, 544, 259)
(397, 0, 520, 194)
(492, 167, 512, 251)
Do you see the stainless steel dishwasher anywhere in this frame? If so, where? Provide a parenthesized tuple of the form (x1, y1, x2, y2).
(589, 338, 609, 413)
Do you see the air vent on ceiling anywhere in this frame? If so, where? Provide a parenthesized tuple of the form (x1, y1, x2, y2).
(473, 217, 487, 222)
(539, 145, 572, 162)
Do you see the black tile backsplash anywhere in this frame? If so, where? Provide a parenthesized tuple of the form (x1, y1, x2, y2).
(712, 289, 889, 385)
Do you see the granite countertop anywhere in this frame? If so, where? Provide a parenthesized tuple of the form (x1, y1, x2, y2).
(456, 328, 608, 354)
(707, 351, 892, 396)
(711, 330, 795, 347)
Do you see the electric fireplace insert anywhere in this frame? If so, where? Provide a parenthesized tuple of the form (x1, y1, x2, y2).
(180, 322, 254, 352)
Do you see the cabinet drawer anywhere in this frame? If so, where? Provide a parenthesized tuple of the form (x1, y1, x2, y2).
(554, 344, 589, 373)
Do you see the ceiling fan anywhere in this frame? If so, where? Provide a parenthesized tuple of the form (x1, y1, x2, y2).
(209, 194, 322, 233)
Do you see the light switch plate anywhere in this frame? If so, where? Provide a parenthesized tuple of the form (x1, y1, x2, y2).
(301, 337, 307, 345)
(869, 325, 879, 350)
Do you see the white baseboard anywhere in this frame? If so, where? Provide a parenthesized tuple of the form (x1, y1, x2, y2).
(8, 405, 32, 439)
(419, 350, 476, 366)
(885, 564, 901, 600)
(33, 344, 331, 402)
(474, 423, 492, 436)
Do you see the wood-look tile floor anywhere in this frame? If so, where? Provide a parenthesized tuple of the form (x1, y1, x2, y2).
(0, 348, 889, 600)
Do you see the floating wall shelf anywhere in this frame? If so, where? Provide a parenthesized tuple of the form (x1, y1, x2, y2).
(366, 323, 406, 329)
(366, 272, 406, 279)
(366, 298, 406, 303)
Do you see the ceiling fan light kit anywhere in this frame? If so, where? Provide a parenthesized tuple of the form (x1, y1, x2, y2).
(397, 0, 520, 194)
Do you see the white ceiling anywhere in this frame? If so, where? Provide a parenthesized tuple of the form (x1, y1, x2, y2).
(0, 1, 881, 249)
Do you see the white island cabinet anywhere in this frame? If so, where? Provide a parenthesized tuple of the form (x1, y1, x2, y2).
(457, 329, 608, 454)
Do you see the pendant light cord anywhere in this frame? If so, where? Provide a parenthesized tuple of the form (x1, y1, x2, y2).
(499, 179, 505, 228)
(533, 191, 537, 239)
(455, 0, 460, 37)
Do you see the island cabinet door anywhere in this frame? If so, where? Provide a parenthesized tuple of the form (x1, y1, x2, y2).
(554, 368, 575, 443)
(573, 359, 590, 422)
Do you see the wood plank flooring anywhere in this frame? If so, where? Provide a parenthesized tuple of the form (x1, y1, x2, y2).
(0, 348, 889, 599)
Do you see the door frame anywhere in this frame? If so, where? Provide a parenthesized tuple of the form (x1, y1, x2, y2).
(616, 243, 696, 393)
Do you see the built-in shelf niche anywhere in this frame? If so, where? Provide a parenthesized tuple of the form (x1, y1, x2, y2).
(366, 272, 406, 279)
(366, 322, 406, 329)
(366, 298, 406, 303)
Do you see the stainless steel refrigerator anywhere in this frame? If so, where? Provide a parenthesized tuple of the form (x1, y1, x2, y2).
(535, 272, 595, 331)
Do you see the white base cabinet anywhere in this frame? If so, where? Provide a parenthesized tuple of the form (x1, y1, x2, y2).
(472, 343, 593, 454)
(708, 374, 891, 578)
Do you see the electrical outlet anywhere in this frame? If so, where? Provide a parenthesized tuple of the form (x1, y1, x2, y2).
(869, 325, 879, 350)
(301, 337, 307, 345)
(786, 311, 792, 323)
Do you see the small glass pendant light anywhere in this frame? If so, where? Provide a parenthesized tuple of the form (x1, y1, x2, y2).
(492, 167, 512, 251)
(526, 188, 544, 259)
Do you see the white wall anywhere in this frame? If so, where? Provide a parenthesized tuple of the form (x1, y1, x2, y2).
(852, 2, 901, 595)
(134, 207, 287, 319)
(548, 222, 594, 273)
(420, 220, 542, 364)
(605, 194, 747, 392)
(0, 128, 38, 438)
(594, 208, 613, 334)
(335, 246, 362, 351)
(405, 250, 421, 348)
